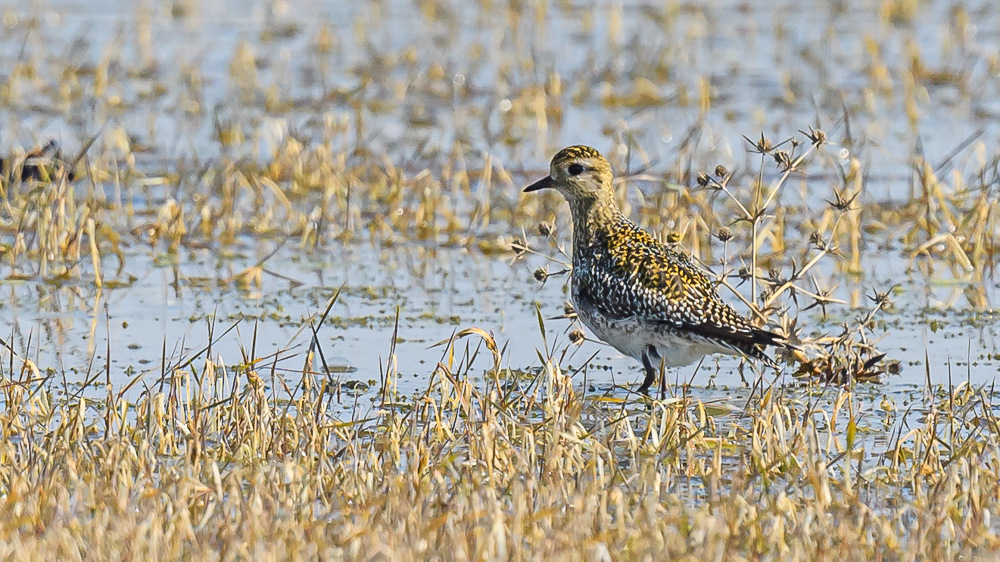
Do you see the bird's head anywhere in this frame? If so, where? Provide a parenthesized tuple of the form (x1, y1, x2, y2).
(523, 145, 614, 203)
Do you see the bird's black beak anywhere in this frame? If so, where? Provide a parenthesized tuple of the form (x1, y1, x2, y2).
(523, 176, 555, 192)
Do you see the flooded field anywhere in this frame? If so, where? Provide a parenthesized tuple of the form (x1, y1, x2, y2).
(3, 0, 1000, 558)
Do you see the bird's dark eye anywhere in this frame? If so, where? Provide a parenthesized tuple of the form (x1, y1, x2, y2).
(568, 163, 584, 176)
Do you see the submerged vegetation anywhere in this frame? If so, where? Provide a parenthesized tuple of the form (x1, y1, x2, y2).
(1, 0, 1000, 558)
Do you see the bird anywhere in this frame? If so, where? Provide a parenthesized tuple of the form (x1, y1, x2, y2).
(523, 145, 787, 394)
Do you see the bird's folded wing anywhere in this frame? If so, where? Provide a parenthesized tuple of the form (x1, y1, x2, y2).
(624, 244, 779, 350)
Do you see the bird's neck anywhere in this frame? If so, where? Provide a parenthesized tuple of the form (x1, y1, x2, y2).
(569, 191, 622, 258)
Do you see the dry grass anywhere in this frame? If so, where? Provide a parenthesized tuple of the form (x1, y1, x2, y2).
(2, 0, 1000, 558)
(2, 331, 1000, 559)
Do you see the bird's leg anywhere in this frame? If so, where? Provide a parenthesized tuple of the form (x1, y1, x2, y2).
(659, 356, 667, 399)
(639, 346, 657, 395)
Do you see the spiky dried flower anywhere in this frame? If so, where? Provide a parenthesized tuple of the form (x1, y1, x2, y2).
(809, 231, 827, 250)
(802, 126, 827, 146)
(773, 150, 792, 170)
(826, 187, 859, 212)
(868, 287, 892, 308)
(744, 132, 773, 154)
(511, 238, 528, 256)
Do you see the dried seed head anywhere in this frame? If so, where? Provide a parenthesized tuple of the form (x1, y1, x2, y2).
(773, 150, 791, 169)
(887, 360, 901, 375)
(738, 266, 752, 281)
(569, 329, 585, 345)
(563, 302, 577, 316)
(802, 127, 827, 146)
(533, 267, 548, 282)
(754, 133, 773, 153)
(809, 231, 826, 249)
(825, 187, 859, 212)
(511, 238, 528, 256)
(716, 227, 733, 242)
(696, 172, 710, 187)
(537, 221, 554, 237)
(869, 287, 892, 308)
(714, 165, 727, 178)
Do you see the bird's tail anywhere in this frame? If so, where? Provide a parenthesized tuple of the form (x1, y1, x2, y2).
(745, 327, 801, 369)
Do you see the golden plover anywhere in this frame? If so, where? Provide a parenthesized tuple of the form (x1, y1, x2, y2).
(524, 145, 785, 393)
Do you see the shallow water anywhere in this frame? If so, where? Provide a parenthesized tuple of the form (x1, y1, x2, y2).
(5, 0, 998, 184)
(2, 0, 1000, 412)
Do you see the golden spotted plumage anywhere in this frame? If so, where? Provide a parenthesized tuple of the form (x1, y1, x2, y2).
(551, 145, 603, 162)
(524, 145, 786, 393)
